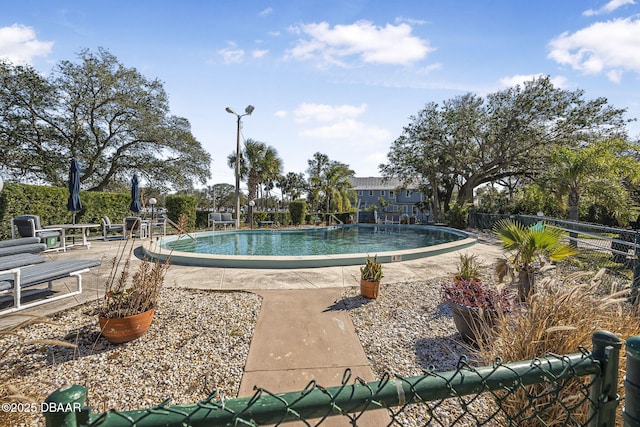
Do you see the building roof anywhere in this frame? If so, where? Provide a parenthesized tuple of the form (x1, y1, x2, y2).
(349, 177, 422, 191)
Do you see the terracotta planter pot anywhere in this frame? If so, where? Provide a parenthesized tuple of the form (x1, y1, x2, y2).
(99, 308, 155, 344)
(360, 279, 380, 299)
(446, 300, 496, 344)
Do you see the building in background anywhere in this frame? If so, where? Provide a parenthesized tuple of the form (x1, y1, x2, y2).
(349, 177, 430, 223)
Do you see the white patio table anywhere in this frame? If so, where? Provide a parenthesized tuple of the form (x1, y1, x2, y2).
(44, 223, 101, 249)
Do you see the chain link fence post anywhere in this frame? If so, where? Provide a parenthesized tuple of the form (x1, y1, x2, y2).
(632, 231, 640, 305)
(589, 330, 623, 427)
(625, 335, 640, 427)
(43, 384, 87, 427)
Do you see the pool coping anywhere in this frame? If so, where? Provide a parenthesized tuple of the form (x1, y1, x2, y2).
(142, 226, 477, 269)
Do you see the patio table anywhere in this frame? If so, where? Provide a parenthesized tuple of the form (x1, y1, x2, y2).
(44, 223, 101, 249)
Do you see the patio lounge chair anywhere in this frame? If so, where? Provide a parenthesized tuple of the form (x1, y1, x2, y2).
(123, 216, 147, 239)
(0, 236, 98, 315)
(101, 216, 125, 241)
(148, 214, 167, 237)
(0, 237, 46, 256)
(220, 213, 235, 228)
(208, 212, 222, 229)
(208, 212, 235, 230)
(11, 215, 66, 251)
(0, 253, 46, 271)
(0, 258, 101, 316)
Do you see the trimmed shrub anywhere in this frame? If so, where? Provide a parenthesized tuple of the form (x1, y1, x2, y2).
(166, 195, 197, 230)
(289, 200, 307, 225)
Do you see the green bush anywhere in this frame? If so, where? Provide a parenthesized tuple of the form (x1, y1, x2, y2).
(447, 203, 469, 229)
(289, 200, 307, 225)
(195, 210, 210, 229)
(166, 195, 197, 230)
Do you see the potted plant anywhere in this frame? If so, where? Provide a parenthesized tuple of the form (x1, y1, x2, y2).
(360, 255, 383, 299)
(453, 252, 482, 285)
(98, 215, 184, 343)
(493, 219, 578, 301)
(442, 253, 513, 344)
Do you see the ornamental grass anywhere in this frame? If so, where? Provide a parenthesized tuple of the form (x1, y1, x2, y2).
(473, 268, 639, 426)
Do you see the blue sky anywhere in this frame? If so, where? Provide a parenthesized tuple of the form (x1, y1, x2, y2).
(2, 0, 640, 190)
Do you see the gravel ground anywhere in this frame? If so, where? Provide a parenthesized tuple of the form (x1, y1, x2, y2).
(1, 288, 261, 427)
(340, 279, 503, 426)
(2, 278, 502, 426)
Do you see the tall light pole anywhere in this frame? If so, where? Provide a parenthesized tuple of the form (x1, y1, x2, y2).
(225, 105, 255, 229)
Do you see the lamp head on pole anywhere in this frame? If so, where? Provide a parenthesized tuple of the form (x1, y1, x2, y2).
(149, 198, 157, 206)
(245, 105, 255, 115)
(225, 107, 236, 115)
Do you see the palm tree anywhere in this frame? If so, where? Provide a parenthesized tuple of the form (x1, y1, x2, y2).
(547, 139, 639, 221)
(227, 139, 283, 211)
(277, 172, 307, 204)
(320, 161, 355, 221)
(306, 152, 330, 213)
(257, 145, 283, 210)
(493, 218, 577, 301)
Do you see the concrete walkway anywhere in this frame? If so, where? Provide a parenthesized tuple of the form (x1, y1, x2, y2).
(239, 288, 390, 425)
(0, 233, 504, 423)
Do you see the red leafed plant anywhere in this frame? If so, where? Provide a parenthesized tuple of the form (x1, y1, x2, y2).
(441, 279, 513, 311)
(442, 253, 514, 311)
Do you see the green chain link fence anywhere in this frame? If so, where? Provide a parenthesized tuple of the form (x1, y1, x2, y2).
(43, 330, 635, 427)
(470, 212, 640, 302)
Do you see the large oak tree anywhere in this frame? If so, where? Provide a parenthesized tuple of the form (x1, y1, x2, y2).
(381, 76, 630, 220)
(0, 48, 210, 191)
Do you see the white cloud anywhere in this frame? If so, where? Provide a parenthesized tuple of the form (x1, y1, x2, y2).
(0, 24, 53, 65)
(416, 62, 442, 74)
(548, 17, 640, 82)
(274, 110, 288, 118)
(259, 7, 273, 17)
(299, 118, 391, 143)
(252, 49, 268, 58)
(607, 68, 623, 82)
(287, 102, 391, 145)
(394, 17, 427, 26)
(583, 0, 635, 16)
(293, 103, 367, 123)
(218, 42, 244, 64)
(499, 73, 568, 89)
(286, 20, 434, 67)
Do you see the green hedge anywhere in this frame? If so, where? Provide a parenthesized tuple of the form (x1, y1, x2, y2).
(0, 183, 131, 240)
(289, 200, 307, 225)
(165, 195, 197, 230)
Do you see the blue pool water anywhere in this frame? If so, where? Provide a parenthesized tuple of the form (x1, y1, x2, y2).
(161, 224, 467, 256)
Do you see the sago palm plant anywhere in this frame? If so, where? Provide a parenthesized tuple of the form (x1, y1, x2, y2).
(493, 218, 577, 301)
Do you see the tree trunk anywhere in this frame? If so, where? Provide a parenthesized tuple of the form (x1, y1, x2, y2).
(517, 268, 535, 302)
(456, 179, 476, 206)
(429, 174, 442, 223)
(567, 187, 579, 246)
(568, 188, 579, 221)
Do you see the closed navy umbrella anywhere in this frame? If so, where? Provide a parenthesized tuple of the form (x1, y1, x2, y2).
(130, 174, 142, 214)
(66, 158, 82, 224)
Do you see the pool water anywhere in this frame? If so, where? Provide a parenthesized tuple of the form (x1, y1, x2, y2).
(161, 224, 467, 256)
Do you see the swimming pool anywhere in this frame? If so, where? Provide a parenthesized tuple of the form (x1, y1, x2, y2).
(143, 224, 476, 268)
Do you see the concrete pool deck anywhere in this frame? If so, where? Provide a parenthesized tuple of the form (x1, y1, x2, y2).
(0, 231, 504, 330)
